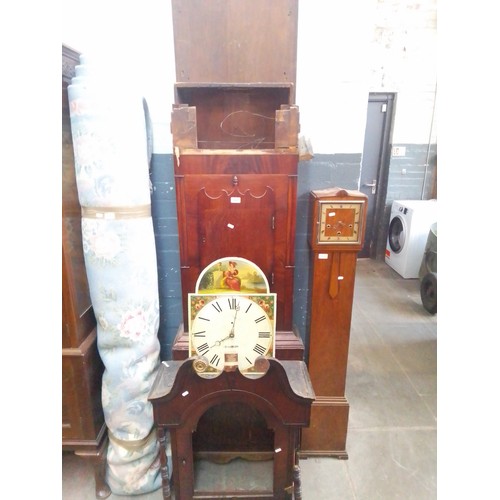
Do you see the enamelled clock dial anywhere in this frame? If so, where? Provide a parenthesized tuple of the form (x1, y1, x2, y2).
(188, 294, 276, 375)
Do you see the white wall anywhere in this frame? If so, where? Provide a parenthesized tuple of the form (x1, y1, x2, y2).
(296, 1, 374, 154)
(297, 0, 438, 150)
(367, 0, 437, 144)
(62, 0, 176, 154)
(62, 0, 437, 155)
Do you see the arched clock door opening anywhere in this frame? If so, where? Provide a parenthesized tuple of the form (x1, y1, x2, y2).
(193, 401, 275, 495)
(176, 390, 294, 499)
(193, 402, 274, 461)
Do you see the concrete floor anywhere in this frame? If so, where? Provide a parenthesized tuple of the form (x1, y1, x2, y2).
(62, 258, 437, 499)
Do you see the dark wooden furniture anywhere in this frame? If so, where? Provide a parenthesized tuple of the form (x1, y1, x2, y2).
(149, 358, 314, 499)
(300, 188, 368, 458)
(169, 0, 305, 461)
(62, 44, 110, 499)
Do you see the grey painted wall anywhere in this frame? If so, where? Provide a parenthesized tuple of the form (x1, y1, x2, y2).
(375, 143, 437, 259)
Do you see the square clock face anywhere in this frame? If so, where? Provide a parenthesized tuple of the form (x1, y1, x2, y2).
(317, 201, 365, 244)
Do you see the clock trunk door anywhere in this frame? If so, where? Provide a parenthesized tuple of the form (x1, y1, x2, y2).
(196, 176, 275, 277)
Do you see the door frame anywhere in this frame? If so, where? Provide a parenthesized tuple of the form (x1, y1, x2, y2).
(365, 92, 396, 260)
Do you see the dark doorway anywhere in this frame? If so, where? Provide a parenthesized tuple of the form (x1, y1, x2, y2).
(359, 93, 395, 258)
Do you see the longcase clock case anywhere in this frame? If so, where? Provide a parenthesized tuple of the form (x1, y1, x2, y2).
(168, 0, 305, 464)
(170, 0, 303, 359)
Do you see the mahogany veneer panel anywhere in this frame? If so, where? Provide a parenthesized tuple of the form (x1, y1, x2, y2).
(171, 0, 298, 97)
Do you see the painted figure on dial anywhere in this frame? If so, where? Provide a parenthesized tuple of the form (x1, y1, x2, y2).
(222, 261, 241, 291)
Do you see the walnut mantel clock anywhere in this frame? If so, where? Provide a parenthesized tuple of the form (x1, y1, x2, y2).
(300, 187, 368, 458)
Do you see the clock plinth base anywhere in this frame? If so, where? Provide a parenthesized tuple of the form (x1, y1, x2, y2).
(298, 397, 350, 459)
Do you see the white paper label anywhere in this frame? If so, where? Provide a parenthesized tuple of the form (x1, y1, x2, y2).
(318, 253, 329, 260)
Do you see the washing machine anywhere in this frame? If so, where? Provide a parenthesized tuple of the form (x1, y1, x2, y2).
(385, 200, 437, 279)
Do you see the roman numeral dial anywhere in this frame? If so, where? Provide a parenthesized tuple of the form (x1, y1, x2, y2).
(188, 293, 276, 375)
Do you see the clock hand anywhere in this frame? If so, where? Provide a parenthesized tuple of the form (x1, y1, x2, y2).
(209, 304, 240, 348)
(228, 305, 240, 338)
(209, 333, 232, 348)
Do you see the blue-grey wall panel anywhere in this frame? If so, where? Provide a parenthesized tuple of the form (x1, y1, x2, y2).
(375, 143, 437, 259)
(150, 154, 182, 359)
(386, 144, 437, 202)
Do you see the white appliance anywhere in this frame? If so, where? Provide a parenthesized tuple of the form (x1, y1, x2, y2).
(385, 200, 437, 279)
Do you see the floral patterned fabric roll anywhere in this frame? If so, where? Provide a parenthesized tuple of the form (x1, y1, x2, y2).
(68, 56, 163, 495)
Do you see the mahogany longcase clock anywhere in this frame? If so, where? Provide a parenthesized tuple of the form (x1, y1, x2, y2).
(168, 0, 304, 463)
(300, 187, 368, 458)
(170, 0, 303, 360)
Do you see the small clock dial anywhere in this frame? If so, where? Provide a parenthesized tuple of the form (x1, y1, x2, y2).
(189, 294, 276, 374)
(318, 201, 364, 244)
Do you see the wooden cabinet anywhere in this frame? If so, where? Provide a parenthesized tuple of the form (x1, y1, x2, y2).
(170, 0, 298, 97)
(62, 44, 110, 499)
(300, 189, 368, 458)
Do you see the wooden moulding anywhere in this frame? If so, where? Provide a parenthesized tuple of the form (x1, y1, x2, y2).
(171, 105, 197, 149)
(275, 105, 299, 149)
